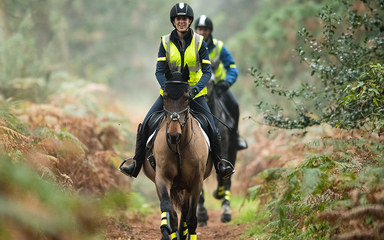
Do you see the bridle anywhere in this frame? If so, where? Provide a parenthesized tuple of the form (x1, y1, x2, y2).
(163, 98, 194, 170)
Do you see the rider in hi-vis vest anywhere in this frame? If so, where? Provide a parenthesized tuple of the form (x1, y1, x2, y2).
(195, 15, 248, 150)
(119, 3, 235, 180)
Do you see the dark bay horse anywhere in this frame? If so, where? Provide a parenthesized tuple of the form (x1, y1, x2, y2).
(197, 78, 238, 225)
(142, 65, 213, 240)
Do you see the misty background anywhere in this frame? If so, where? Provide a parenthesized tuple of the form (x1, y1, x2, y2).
(0, 0, 330, 125)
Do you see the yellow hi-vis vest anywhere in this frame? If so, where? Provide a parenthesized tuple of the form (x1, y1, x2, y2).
(209, 38, 225, 83)
(158, 32, 210, 98)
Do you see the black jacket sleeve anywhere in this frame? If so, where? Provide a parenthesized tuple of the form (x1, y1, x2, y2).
(155, 40, 167, 90)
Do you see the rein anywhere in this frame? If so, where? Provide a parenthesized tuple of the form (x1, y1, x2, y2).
(191, 98, 233, 131)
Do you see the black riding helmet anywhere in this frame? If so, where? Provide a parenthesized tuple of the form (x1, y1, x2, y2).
(195, 15, 213, 32)
(170, 2, 194, 29)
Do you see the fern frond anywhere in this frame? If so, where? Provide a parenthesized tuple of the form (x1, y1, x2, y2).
(330, 222, 384, 240)
(0, 125, 28, 141)
(301, 168, 322, 197)
(304, 139, 322, 149)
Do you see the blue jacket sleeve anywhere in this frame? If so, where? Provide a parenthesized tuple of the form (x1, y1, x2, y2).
(220, 45, 238, 85)
(193, 40, 212, 93)
(155, 40, 167, 90)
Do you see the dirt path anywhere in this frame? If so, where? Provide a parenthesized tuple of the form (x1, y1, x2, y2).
(124, 209, 249, 240)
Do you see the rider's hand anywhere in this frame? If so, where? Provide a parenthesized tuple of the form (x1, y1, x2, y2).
(189, 87, 199, 99)
(215, 81, 231, 95)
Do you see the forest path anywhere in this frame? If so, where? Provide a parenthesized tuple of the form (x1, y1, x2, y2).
(124, 209, 250, 240)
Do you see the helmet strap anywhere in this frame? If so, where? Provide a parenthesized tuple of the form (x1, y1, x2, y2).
(176, 28, 189, 34)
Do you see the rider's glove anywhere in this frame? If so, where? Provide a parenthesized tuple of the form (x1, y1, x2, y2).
(215, 80, 231, 95)
(189, 87, 199, 99)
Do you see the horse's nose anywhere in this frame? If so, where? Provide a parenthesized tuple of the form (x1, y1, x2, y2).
(167, 133, 182, 144)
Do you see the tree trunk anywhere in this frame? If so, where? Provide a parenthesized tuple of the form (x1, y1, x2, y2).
(0, 0, 8, 39)
(30, 0, 54, 59)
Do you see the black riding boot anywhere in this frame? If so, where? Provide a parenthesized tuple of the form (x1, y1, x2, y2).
(119, 124, 146, 178)
(211, 131, 235, 180)
(236, 130, 248, 150)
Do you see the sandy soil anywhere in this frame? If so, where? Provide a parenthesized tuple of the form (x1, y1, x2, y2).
(121, 209, 251, 240)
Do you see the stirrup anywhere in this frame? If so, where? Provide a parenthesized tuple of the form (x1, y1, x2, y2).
(219, 159, 235, 179)
(119, 158, 136, 177)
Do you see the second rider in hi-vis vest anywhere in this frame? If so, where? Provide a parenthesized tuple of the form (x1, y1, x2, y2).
(195, 15, 248, 151)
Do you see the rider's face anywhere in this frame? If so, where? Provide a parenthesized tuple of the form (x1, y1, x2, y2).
(195, 26, 211, 42)
(173, 16, 192, 32)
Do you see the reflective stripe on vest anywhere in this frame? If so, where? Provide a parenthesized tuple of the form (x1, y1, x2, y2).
(159, 32, 207, 98)
(209, 38, 225, 83)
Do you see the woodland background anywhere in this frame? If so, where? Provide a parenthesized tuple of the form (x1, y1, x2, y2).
(1, 0, 383, 239)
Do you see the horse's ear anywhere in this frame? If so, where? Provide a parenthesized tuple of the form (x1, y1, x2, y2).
(165, 64, 172, 80)
(182, 64, 190, 82)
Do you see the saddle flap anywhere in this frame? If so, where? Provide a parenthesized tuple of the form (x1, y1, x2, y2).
(190, 110, 211, 136)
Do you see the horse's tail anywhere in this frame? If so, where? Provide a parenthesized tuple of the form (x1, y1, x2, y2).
(170, 187, 184, 211)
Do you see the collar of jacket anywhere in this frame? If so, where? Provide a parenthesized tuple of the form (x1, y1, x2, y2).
(206, 35, 216, 53)
(170, 28, 194, 50)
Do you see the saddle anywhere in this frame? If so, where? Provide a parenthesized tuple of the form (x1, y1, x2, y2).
(190, 109, 212, 136)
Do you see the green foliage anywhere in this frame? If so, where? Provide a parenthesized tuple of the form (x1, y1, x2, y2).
(0, 14, 49, 102)
(251, 0, 384, 133)
(126, 192, 152, 215)
(244, 136, 384, 239)
(0, 154, 105, 239)
(341, 63, 384, 131)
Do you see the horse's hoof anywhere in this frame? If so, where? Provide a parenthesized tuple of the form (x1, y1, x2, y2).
(197, 205, 209, 227)
(221, 202, 232, 223)
(221, 213, 231, 223)
(198, 221, 207, 227)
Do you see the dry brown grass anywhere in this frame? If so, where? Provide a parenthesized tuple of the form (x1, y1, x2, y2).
(1, 102, 129, 195)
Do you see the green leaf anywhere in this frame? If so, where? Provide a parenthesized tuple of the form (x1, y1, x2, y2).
(248, 185, 261, 201)
(261, 168, 282, 181)
(373, 98, 378, 106)
(301, 168, 322, 197)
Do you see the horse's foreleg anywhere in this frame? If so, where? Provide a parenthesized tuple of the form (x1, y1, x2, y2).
(197, 189, 208, 227)
(157, 181, 173, 240)
(186, 183, 202, 239)
(179, 194, 190, 240)
(169, 209, 179, 240)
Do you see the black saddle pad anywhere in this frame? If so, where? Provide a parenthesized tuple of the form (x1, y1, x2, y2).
(146, 110, 165, 136)
(190, 110, 211, 136)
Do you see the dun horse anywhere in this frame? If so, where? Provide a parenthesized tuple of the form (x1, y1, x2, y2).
(142, 65, 213, 240)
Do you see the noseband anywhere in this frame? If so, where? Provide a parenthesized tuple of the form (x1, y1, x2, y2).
(163, 105, 190, 132)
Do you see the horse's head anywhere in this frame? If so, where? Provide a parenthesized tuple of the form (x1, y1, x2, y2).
(163, 65, 191, 144)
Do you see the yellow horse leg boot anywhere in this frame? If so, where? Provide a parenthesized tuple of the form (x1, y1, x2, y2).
(119, 124, 146, 178)
(211, 132, 235, 180)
